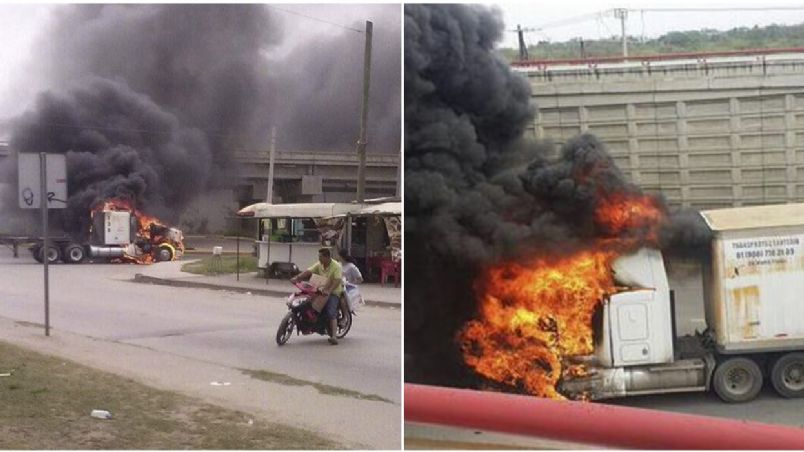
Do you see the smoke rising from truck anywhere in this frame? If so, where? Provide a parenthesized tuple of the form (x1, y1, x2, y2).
(0, 4, 400, 235)
(404, 4, 711, 388)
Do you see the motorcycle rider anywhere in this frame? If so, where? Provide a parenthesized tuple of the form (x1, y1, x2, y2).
(290, 247, 344, 345)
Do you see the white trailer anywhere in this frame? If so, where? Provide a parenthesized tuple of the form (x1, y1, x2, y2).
(562, 203, 804, 402)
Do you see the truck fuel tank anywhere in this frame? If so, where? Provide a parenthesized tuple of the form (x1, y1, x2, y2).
(560, 356, 713, 400)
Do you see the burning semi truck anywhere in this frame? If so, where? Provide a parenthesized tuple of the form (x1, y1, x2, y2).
(29, 198, 184, 264)
(460, 202, 804, 403)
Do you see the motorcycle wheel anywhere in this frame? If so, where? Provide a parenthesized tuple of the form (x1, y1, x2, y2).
(276, 312, 295, 345)
(336, 309, 352, 339)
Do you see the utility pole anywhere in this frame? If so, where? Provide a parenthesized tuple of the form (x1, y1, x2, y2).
(355, 20, 373, 203)
(580, 37, 586, 59)
(614, 8, 628, 58)
(517, 25, 529, 61)
(266, 126, 276, 203)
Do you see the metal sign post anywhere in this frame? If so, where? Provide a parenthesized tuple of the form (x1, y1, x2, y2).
(236, 218, 241, 282)
(18, 152, 67, 337)
(40, 153, 49, 336)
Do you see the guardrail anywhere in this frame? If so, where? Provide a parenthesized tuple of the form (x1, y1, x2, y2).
(512, 46, 804, 68)
(405, 383, 804, 449)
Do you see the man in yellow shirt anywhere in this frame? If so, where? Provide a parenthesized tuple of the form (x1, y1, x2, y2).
(291, 247, 344, 345)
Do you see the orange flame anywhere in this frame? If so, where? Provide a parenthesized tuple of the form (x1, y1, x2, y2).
(458, 193, 665, 399)
(596, 193, 664, 241)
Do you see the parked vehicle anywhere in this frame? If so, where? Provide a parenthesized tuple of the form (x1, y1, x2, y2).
(276, 281, 353, 345)
(562, 203, 804, 403)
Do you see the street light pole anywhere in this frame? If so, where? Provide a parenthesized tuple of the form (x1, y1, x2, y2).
(355, 20, 373, 203)
(266, 126, 276, 204)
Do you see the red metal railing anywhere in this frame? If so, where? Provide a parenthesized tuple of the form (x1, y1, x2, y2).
(511, 46, 804, 68)
(406, 383, 804, 449)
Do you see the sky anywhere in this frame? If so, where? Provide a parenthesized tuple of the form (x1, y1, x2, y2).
(492, 0, 804, 48)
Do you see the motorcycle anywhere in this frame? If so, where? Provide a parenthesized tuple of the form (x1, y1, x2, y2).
(276, 281, 353, 345)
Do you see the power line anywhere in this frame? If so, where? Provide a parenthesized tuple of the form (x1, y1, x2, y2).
(511, 6, 804, 35)
(263, 4, 363, 34)
(636, 6, 804, 12)
(511, 9, 610, 33)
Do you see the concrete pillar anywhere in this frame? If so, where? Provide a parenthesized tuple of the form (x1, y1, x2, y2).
(785, 94, 797, 201)
(729, 97, 743, 205)
(579, 105, 589, 133)
(626, 103, 640, 183)
(534, 103, 545, 140)
(676, 101, 690, 207)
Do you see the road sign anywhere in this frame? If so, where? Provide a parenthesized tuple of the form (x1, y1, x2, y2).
(18, 153, 67, 209)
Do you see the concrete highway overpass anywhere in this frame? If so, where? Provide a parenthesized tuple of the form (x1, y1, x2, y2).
(515, 48, 804, 209)
(234, 149, 399, 204)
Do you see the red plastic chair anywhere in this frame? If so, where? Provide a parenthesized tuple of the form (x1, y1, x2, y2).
(380, 259, 400, 287)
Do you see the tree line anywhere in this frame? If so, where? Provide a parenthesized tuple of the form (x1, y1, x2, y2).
(500, 22, 804, 61)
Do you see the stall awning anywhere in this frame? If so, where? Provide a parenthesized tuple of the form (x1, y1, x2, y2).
(237, 201, 401, 219)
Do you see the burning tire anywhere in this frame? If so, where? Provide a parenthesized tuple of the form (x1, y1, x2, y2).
(770, 352, 804, 398)
(713, 357, 763, 403)
(61, 244, 85, 264)
(155, 244, 174, 262)
(276, 312, 294, 345)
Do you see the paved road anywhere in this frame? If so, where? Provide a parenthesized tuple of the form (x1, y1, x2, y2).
(611, 387, 804, 428)
(0, 249, 401, 448)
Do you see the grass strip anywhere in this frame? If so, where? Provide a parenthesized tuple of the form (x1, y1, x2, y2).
(181, 255, 258, 275)
(0, 341, 338, 449)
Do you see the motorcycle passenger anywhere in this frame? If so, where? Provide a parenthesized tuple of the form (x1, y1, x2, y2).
(338, 249, 363, 324)
(290, 247, 344, 345)
(338, 249, 364, 284)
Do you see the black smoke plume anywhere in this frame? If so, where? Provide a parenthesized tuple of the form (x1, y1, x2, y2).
(1, 4, 400, 236)
(10, 77, 210, 236)
(404, 4, 711, 386)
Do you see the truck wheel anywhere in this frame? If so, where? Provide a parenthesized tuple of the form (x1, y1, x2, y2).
(155, 245, 174, 262)
(770, 352, 804, 398)
(37, 245, 61, 264)
(713, 357, 763, 403)
(31, 246, 43, 263)
(61, 244, 85, 264)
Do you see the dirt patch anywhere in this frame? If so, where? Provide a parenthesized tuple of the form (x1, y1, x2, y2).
(240, 368, 395, 404)
(0, 341, 339, 449)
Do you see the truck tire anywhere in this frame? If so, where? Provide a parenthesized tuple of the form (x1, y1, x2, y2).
(713, 357, 763, 403)
(155, 244, 174, 262)
(61, 244, 85, 264)
(37, 245, 61, 264)
(31, 245, 43, 263)
(770, 352, 804, 398)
